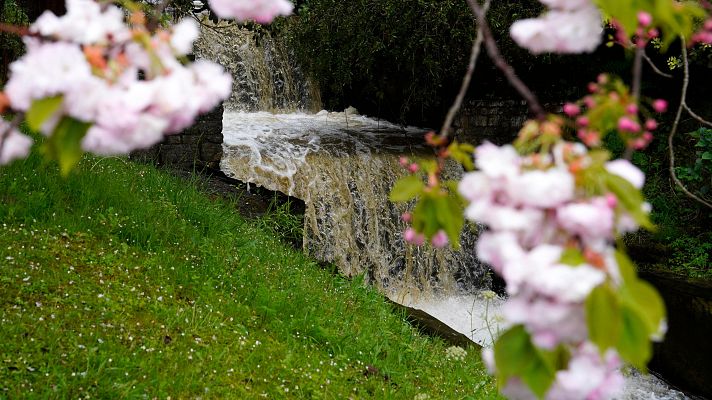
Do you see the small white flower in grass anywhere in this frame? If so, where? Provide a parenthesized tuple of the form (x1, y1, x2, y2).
(445, 346, 467, 362)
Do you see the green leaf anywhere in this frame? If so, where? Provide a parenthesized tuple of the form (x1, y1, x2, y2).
(389, 174, 424, 202)
(26, 96, 63, 131)
(614, 250, 637, 284)
(434, 194, 464, 249)
(40, 117, 91, 176)
(621, 280, 666, 337)
(604, 172, 655, 231)
(586, 284, 622, 353)
(494, 325, 556, 398)
(560, 248, 586, 266)
(616, 306, 653, 371)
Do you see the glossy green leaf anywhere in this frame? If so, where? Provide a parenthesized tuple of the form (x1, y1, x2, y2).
(494, 325, 556, 398)
(586, 284, 622, 353)
(40, 117, 91, 176)
(26, 96, 63, 132)
(389, 174, 424, 202)
(616, 306, 652, 370)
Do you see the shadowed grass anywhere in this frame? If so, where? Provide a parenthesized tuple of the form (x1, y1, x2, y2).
(0, 151, 500, 399)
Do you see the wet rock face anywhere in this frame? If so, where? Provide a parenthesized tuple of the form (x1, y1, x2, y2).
(220, 111, 492, 296)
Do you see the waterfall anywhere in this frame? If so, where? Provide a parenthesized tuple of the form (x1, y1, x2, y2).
(195, 22, 320, 112)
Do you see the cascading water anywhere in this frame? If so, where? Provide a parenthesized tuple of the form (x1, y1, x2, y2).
(196, 22, 689, 399)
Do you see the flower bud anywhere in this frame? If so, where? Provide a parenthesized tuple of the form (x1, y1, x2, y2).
(408, 163, 419, 173)
(645, 119, 658, 131)
(401, 212, 412, 223)
(563, 103, 580, 117)
(652, 99, 668, 113)
(431, 230, 449, 248)
(637, 12, 652, 28)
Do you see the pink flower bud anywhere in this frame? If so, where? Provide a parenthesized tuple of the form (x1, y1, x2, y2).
(584, 96, 596, 108)
(653, 99, 668, 113)
(399, 156, 409, 167)
(626, 103, 638, 115)
(638, 12, 652, 28)
(705, 19, 712, 31)
(431, 230, 449, 248)
(606, 193, 618, 208)
(404, 228, 417, 243)
(642, 131, 653, 141)
(408, 163, 419, 173)
(647, 29, 659, 39)
(597, 74, 609, 85)
(576, 116, 589, 127)
(563, 103, 581, 117)
(645, 119, 658, 130)
(401, 212, 412, 223)
(633, 138, 647, 150)
(588, 83, 598, 93)
(618, 117, 640, 133)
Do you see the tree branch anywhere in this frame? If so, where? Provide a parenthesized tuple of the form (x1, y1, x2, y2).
(439, 0, 489, 138)
(465, 0, 546, 120)
(632, 46, 644, 100)
(683, 103, 712, 128)
(668, 38, 712, 210)
(643, 52, 673, 79)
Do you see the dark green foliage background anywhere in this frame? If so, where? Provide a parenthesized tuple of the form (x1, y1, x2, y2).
(284, 0, 545, 125)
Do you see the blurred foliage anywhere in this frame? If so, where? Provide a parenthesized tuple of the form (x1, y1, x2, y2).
(282, 0, 547, 124)
(0, 0, 29, 84)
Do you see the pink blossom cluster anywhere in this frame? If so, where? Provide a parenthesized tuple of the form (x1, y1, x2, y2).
(208, 0, 293, 23)
(510, 0, 603, 54)
(0, 0, 233, 162)
(459, 141, 651, 399)
(566, 74, 665, 150)
(692, 19, 712, 44)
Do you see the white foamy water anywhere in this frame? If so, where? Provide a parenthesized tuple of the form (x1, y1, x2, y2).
(400, 293, 690, 400)
(221, 110, 427, 195)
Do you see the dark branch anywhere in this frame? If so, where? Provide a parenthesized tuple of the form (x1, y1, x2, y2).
(668, 38, 712, 210)
(465, 0, 546, 120)
(439, 0, 489, 138)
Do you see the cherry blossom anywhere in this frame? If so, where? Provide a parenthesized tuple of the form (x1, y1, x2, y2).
(208, 0, 293, 22)
(510, 2, 602, 54)
(0, 123, 32, 164)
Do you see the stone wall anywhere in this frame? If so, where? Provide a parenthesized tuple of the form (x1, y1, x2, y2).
(131, 104, 223, 170)
(454, 99, 562, 144)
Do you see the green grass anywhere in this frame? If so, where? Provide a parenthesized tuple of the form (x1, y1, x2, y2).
(0, 151, 499, 399)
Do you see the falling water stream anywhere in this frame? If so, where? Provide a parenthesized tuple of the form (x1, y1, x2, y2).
(196, 22, 690, 399)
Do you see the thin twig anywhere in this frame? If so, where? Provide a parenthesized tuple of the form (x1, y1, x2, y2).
(643, 52, 673, 79)
(439, 0, 489, 138)
(632, 46, 644, 100)
(668, 38, 712, 210)
(683, 103, 712, 128)
(465, 0, 546, 120)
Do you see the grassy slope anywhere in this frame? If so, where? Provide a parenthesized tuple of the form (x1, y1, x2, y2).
(0, 152, 499, 399)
